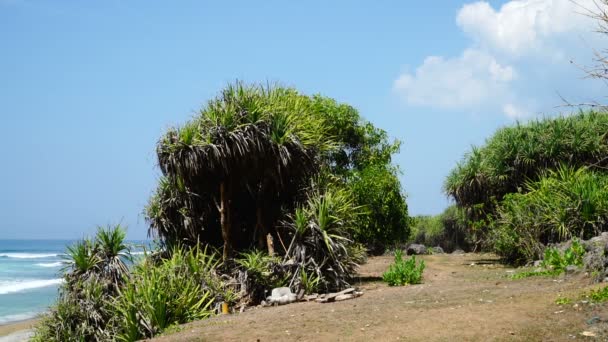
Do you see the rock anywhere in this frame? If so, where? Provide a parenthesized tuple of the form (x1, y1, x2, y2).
(584, 232, 608, 251)
(406, 244, 427, 255)
(431, 246, 444, 254)
(565, 265, 581, 275)
(533, 260, 543, 267)
(452, 249, 465, 255)
(581, 331, 597, 337)
(267, 287, 297, 305)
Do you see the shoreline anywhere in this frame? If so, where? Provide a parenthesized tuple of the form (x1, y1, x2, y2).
(0, 318, 38, 338)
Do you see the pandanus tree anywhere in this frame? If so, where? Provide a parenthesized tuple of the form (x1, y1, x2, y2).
(445, 111, 608, 219)
(147, 83, 333, 260)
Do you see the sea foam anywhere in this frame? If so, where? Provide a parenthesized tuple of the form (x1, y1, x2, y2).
(0, 253, 59, 259)
(35, 262, 63, 268)
(0, 279, 64, 295)
(0, 311, 39, 324)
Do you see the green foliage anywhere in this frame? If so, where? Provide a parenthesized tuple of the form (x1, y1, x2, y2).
(33, 227, 225, 342)
(511, 241, 585, 279)
(348, 164, 409, 250)
(284, 183, 362, 291)
(147, 81, 407, 262)
(494, 167, 608, 262)
(445, 111, 608, 259)
(34, 225, 132, 342)
(408, 205, 470, 252)
(235, 250, 289, 302)
(382, 250, 425, 286)
(446, 111, 608, 209)
(299, 269, 322, 294)
(410, 215, 443, 246)
(555, 296, 573, 305)
(542, 240, 585, 271)
(586, 286, 608, 303)
(112, 250, 215, 340)
(510, 269, 559, 279)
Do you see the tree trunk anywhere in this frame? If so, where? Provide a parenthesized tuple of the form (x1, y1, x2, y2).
(256, 204, 268, 251)
(220, 182, 232, 260)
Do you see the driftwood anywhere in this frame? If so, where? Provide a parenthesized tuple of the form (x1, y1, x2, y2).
(315, 288, 362, 303)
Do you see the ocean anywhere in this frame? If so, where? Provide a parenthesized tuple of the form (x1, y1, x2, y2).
(0, 240, 147, 325)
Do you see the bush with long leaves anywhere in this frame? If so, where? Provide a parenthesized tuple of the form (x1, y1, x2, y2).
(111, 248, 216, 341)
(34, 225, 133, 342)
(493, 166, 608, 263)
(283, 183, 362, 292)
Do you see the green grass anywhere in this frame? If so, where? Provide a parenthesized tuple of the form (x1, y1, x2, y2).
(555, 296, 573, 305)
(585, 286, 608, 303)
(510, 269, 560, 279)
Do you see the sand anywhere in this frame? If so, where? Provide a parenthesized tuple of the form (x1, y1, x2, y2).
(0, 319, 37, 341)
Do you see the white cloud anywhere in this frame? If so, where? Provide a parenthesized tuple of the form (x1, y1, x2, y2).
(502, 103, 529, 119)
(393, 49, 515, 110)
(456, 0, 598, 56)
(394, 0, 606, 119)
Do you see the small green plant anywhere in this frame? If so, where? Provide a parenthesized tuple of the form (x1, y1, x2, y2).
(542, 239, 585, 272)
(586, 286, 608, 303)
(299, 269, 321, 294)
(512, 240, 586, 279)
(510, 269, 559, 279)
(555, 296, 573, 305)
(382, 250, 425, 286)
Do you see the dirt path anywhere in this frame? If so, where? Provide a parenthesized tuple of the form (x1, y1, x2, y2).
(153, 254, 608, 341)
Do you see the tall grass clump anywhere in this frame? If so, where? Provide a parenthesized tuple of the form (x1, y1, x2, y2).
(111, 247, 218, 340)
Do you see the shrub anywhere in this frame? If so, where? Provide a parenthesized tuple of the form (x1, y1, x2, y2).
(235, 250, 289, 303)
(348, 164, 409, 252)
(112, 252, 215, 340)
(494, 167, 608, 262)
(33, 227, 225, 342)
(284, 184, 362, 292)
(586, 286, 608, 303)
(382, 250, 425, 286)
(33, 225, 132, 342)
(511, 240, 586, 279)
(542, 239, 585, 271)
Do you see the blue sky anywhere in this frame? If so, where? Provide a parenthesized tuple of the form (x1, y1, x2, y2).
(0, 0, 605, 239)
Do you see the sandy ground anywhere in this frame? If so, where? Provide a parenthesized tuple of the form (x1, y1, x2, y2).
(0, 319, 37, 342)
(153, 253, 608, 342)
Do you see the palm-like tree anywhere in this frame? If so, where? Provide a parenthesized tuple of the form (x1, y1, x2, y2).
(148, 82, 334, 260)
(95, 225, 131, 287)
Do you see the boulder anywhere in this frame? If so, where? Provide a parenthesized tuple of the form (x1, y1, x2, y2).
(584, 232, 608, 252)
(406, 244, 427, 255)
(565, 265, 581, 275)
(451, 249, 465, 255)
(431, 246, 444, 254)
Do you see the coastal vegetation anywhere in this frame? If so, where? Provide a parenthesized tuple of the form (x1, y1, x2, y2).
(443, 111, 608, 263)
(33, 83, 409, 341)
